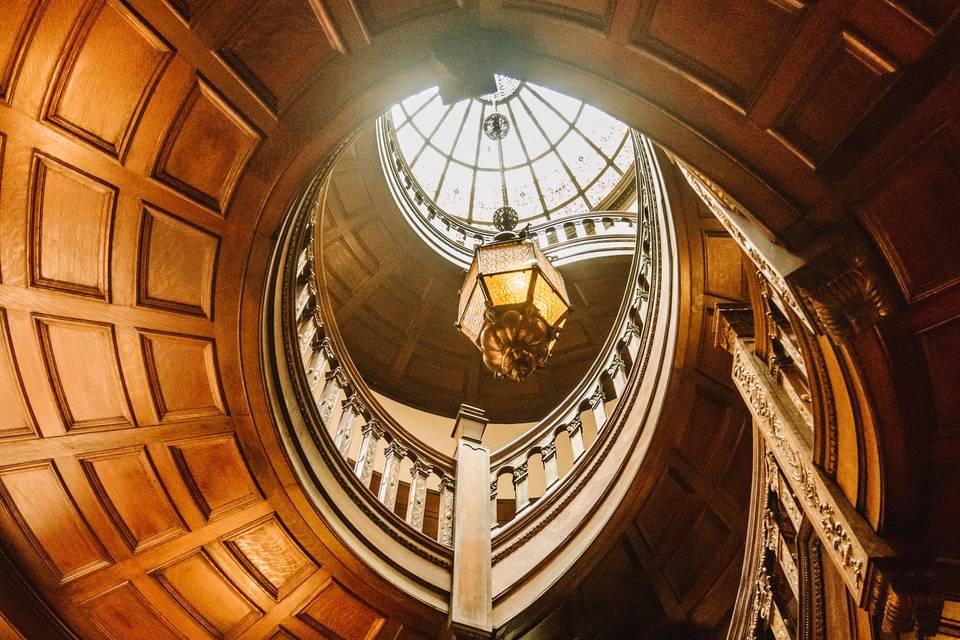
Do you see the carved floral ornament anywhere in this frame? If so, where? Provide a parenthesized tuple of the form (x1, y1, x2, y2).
(675, 160, 894, 344)
(731, 342, 869, 593)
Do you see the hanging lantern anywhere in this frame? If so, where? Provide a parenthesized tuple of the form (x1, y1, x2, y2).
(457, 233, 572, 381)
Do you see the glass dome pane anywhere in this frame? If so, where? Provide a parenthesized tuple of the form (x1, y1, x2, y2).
(384, 75, 635, 228)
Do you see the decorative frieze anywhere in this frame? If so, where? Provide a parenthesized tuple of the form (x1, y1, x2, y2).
(729, 339, 894, 598)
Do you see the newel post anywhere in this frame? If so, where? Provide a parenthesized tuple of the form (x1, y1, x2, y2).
(448, 404, 493, 638)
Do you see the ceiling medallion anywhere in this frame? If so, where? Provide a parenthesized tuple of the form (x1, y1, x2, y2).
(483, 113, 510, 140)
(493, 206, 519, 231)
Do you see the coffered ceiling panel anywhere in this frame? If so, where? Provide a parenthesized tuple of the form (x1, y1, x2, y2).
(633, 0, 807, 109)
(297, 579, 384, 640)
(222, 514, 317, 600)
(502, 0, 616, 31)
(151, 549, 262, 637)
(137, 203, 220, 318)
(773, 30, 898, 167)
(0, 460, 112, 583)
(80, 581, 187, 640)
(859, 120, 960, 302)
(43, 0, 173, 160)
(34, 315, 134, 432)
(219, 0, 342, 112)
(0, 309, 37, 440)
(352, 0, 460, 35)
(168, 433, 262, 522)
(139, 330, 226, 422)
(0, 0, 43, 103)
(29, 152, 116, 301)
(78, 446, 186, 553)
(153, 77, 261, 214)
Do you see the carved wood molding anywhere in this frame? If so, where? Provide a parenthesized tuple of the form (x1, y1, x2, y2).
(728, 337, 894, 601)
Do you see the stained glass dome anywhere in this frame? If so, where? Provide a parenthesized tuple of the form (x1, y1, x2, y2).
(385, 75, 634, 228)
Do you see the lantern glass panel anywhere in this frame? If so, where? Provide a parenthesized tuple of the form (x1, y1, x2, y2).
(478, 240, 534, 274)
(459, 281, 486, 341)
(532, 242, 569, 302)
(483, 269, 533, 306)
(458, 256, 479, 318)
(532, 273, 568, 325)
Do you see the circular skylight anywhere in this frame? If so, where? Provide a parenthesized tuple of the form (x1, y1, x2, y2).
(386, 76, 634, 228)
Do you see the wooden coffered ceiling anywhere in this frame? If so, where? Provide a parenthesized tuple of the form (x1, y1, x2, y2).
(0, 0, 958, 638)
(321, 126, 631, 423)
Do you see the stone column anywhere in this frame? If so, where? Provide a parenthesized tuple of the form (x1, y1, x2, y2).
(448, 404, 492, 638)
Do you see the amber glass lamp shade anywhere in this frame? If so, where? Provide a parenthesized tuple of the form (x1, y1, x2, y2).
(457, 237, 571, 381)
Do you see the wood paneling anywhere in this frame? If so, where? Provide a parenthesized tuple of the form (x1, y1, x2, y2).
(137, 203, 219, 318)
(0, 460, 111, 582)
(219, 0, 341, 112)
(859, 121, 960, 301)
(702, 232, 746, 300)
(42, 0, 173, 160)
(79, 446, 185, 552)
(633, 0, 807, 109)
(297, 579, 384, 640)
(917, 316, 960, 433)
(81, 581, 186, 640)
(153, 77, 261, 214)
(152, 549, 261, 638)
(139, 329, 226, 422)
(0, 0, 44, 103)
(222, 514, 316, 600)
(0, 308, 37, 440)
(34, 315, 134, 432)
(774, 30, 898, 166)
(169, 433, 261, 522)
(502, 0, 616, 30)
(29, 153, 117, 300)
(352, 0, 460, 35)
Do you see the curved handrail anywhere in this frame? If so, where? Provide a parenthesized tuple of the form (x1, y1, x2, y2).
(377, 117, 637, 268)
(487, 131, 659, 539)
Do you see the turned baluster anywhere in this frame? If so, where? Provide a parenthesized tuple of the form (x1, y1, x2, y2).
(378, 440, 407, 511)
(438, 475, 455, 546)
(406, 460, 431, 531)
(334, 395, 366, 457)
(513, 461, 530, 512)
(353, 419, 383, 488)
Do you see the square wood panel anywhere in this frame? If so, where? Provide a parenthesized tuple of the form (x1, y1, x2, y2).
(79, 446, 186, 552)
(81, 581, 186, 640)
(152, 549, 261, 638)
(0, 0, 44, 103)
(0, 460, 111, 583)
(218, 0, 342, 112)
(502, 0, 616, 30)
(632, 0, 807, 109)
(137, 203, 219, 318)
(29, 152, 117, 300)
(297, 579, 384, 640)
(352, 0, 460, 36)
(222, 514, 317, 600)
(42, 0, 173, 160)
(153, 76, 261, 214)
(139, 329, 227, 422)
(168, 433, 262, 522)
(0, 308, 38, 440)
(34, 314, 135, 432)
